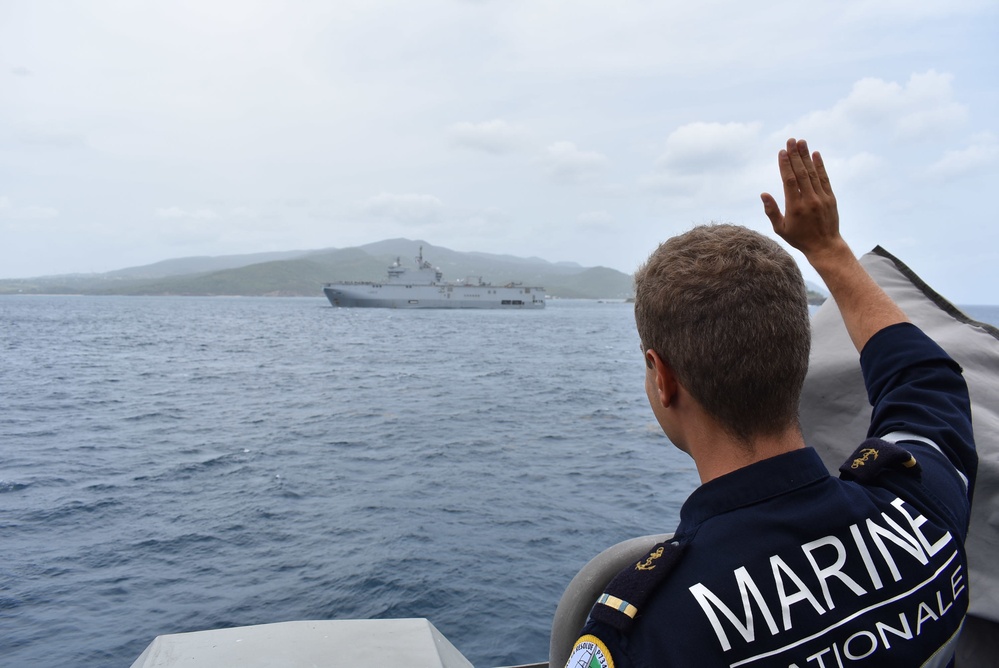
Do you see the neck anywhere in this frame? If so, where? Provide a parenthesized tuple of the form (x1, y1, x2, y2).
(686, 424, 806, 484)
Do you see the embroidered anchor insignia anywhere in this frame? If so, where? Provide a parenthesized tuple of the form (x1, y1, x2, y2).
(851, 447, 879, 469)
(635, 546, 665, 571)
(840, 438, 922, 483)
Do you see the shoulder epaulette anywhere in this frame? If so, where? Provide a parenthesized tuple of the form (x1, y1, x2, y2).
(587, 538, 687, 633)
(839, 437, 922, 484)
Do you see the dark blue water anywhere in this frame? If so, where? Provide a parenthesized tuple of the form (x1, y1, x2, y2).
(3, 297, 997, 667)
(1, 296, 700, 667)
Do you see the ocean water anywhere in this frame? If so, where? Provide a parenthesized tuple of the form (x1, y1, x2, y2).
(1, 296, 699, 667)
(2, 296, 997, 667)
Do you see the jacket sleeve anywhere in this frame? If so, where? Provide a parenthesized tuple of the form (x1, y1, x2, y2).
(860, 322, 977, 510)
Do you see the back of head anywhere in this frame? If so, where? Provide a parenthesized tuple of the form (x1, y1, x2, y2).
(634, 224, 810, 443)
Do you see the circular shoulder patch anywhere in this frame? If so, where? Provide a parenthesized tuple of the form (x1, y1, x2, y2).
(565, 634, 615, 668)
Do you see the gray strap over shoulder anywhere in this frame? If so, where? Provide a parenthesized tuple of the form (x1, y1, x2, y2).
(799, 247, 999, 635)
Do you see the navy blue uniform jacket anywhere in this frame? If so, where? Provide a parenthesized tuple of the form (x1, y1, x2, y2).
(571, 323, 977, 668)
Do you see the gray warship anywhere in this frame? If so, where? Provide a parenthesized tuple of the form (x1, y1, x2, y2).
(322, 247, 545, 309)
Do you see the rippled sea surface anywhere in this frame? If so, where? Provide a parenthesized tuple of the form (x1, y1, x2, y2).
(1, 296, 704, 667)
(4, 297, 998, 667)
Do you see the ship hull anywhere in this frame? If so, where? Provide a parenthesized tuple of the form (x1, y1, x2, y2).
(323, 284, 545, 309)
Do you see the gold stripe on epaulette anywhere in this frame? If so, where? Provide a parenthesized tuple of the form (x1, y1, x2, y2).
(598, 593, 638, 618)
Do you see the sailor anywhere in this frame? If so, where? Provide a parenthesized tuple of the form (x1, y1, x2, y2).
(565, 139, 977, 667)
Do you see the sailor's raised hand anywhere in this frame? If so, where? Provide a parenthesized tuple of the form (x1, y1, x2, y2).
(761, 138, 847, 265)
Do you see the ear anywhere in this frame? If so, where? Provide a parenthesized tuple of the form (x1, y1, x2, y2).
(646, 350, 679, 409)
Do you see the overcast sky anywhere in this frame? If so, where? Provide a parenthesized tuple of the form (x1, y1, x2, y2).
(2, 0, 997, 302)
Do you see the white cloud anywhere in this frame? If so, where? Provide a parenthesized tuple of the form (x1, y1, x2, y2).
(822, 151, 884, 184)
(16, 128, 87, 149)
(361, 192, 445, 222)
(925, 133, 999, 182)
(577, 210, 615, 231)
(785, 70, 967, 144)
(155, 207, 220, 220)
(539, 141, 607, 184)
(0, 196, 59, 220)
(449, 119, 525, 154)
(842, 0, 990, 21)
(638, 172, 696, 198)
(640, 122, 764, 201)
(19, 205, 60, 219)
(448, 208, 511, 235)
(654, 122, 763, 174)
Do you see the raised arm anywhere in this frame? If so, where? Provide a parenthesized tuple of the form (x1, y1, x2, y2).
(760, 138, 909, 353)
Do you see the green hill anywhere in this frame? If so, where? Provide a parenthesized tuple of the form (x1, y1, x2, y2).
(0, 240, 634, 299)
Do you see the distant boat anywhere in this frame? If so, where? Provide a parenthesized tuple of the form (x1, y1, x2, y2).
(322, 247, 545, 309)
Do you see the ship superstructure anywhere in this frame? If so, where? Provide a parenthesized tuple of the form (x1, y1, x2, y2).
(322, 247, 545, 309)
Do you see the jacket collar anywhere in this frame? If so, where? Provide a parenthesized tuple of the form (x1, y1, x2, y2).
(678, 447, 830, 529)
